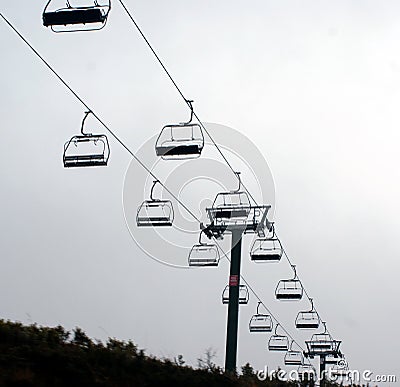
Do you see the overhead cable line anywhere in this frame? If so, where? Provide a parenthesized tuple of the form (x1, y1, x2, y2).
(116, 0, 338, 345)
(117, 0, 259, 206)
(276, 230, 335, 339)
(1, 9, 341, 367)
(0, 11, 200, 225)
(0, 11, 310, 362)
(0, 9, 286, 337)
(240, 271, 308, 354)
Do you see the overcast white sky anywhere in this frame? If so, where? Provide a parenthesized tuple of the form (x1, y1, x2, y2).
(1, 0, 400, 384)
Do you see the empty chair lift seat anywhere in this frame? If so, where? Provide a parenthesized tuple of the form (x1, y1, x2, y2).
(155, 101, 203, 160)
(155, 122, 204, 160)
(275, 279, 303, 300)
(249, 302, 273, 333)
(157, 143, 201, 157)
(136, 180, 174, 227)
(222, 285, 249, 305)
(64, 153, 107, 167)
(63, 111, 110, 168)
(307, 333, 335, 351)
(284, 350, 304, 366)
(249, 314, 273, 332)
(136, 200, 174, 227)
(63, 135, 110, 168)
(250, 237, 282, 262)
(43, 7, 106, 26)
(268, 334, 289, 351)
(305, 323, 341, 356)
(188, 242, 219, 267)
(210, 191, 251, 225)
(42, 0, 111, 32)
(214, 207, 249, 219)
(295, 310, 320, 329)
(155, 127, 203, 158)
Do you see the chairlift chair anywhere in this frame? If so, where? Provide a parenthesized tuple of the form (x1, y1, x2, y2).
(309, 333, 333, 352)
(63, 111, 110, 168)
(188, 231, 220, 267)
(208, 172, 251, 225)
(249, 302, 273, 333)
(307, 334, 334, 351)
(268, 324, 289, 351)
(222, 284, 249, 305)
(295, 299, 320, 329)
(284, 341, 304, 366)
(250, 224, 282, 262)
(284, 351, 303, 366)
(275, 265, 303, 300)
(43, 0, 111, 32)
(155, 100, 204, 160)
(136, 180, 174, 227)
(305, 322, 341, 354)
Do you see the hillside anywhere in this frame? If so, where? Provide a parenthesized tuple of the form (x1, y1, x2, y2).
(0, 319, 334, 387)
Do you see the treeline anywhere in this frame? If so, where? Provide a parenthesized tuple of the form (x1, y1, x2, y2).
(0, 319, 332, 386)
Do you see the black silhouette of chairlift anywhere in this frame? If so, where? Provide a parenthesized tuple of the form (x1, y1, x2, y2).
(295, 298, 320, 329)
(43, 0, 111, 32)
(305, 322, 340, 354)
(136, 180, 174, 227)
(222, 284, 249, 305)
(275, 265, 303, 301)
(284, 340, 304, 366)
(250, 224, 282, 262)
(63, 111, 110, 168)
(268, 324, 289, 351)
(188, 230, 220, 267)
(209, 172, 251, 225)
(249, 302, 273, 333)
(297, 364, 317, 382)
(155, 100, 204, 160)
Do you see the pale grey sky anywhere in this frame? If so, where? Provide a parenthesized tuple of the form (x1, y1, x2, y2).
(1, 0, 399, 384)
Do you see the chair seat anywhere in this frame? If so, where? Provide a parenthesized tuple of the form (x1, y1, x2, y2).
(276, 293, 302, 300)
(189, 260, 218, 266)
(137, 218, 172, 226)
(249, 327, 272, 332)
(251, 253, 281, 261)
(310, 343, 332, 349)
(214, 209, 248, 219)
(43, 8, 105, 27)
(296, 322, 319, 329)
(285, 360, 303, 365)
(156, 144, 201, 157)
(64, 155, 107, 167)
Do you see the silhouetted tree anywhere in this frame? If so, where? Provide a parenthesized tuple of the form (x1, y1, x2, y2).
(197, 347, 223, 374)
(241, 362, 255, 378)
(72, 327, 92, 348)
